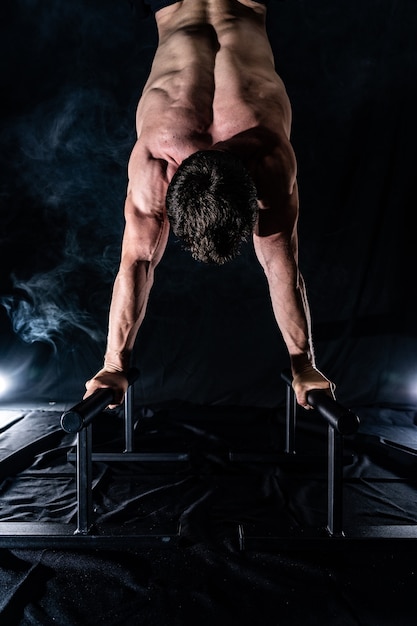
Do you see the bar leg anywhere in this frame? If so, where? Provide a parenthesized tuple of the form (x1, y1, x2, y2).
(285, 383, 297, 455)
(76, 424, 93, 534)
(327, 425, 344, 537)
(124, 385, 135, 453)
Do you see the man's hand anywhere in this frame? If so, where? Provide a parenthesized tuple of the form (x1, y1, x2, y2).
(291, 363, 335, 410)
(84, 368, 129, 409)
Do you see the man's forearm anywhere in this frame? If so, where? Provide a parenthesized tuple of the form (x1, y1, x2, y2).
(104, 260, 155, 372)
(265, 269, 315, 371)
(262, 261, 334, 408)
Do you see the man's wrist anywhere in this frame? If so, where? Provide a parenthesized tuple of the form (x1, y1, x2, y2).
(290, 351, 316, 374)
(104, 350, 131, 373)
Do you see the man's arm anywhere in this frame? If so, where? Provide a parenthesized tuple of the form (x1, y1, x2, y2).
(253, 169, 333, 409)
(84, 150, 169, 405)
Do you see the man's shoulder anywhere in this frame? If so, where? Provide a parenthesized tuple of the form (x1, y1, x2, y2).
(126, 140, 170, 215)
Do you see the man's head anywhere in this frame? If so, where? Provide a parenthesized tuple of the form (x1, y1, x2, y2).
(165, 150, 258, 265)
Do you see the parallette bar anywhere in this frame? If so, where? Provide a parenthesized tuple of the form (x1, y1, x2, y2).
(280, 369, 360, 436)
(60, 368, 140, 433)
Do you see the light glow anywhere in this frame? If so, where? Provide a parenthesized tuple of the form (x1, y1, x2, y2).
(0, 374, 9, 396)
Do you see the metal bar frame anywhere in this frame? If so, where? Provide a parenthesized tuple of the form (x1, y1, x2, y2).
(0, 371, 180, 548)
(3, 368, 417, 550)
(65, 378, 189, 464)
(238, 373, 417, 550)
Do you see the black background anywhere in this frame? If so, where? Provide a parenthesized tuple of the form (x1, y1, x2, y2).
(1, 0, 416, 412)
(1, 4, 417, 624)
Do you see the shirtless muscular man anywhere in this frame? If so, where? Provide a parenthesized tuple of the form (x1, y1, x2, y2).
(84, 0, 334, 409)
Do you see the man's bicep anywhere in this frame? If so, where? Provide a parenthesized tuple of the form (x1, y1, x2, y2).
(121, 194, 170, 267)
(254, 202, 300, 291)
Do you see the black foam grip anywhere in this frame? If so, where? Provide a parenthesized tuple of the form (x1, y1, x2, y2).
(280, 369, 359, 435)
(60, 367, 140, 433)
(306, 389, 359, 435)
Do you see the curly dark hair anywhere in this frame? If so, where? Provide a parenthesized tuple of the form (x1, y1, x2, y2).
(165, 150, 258, 265)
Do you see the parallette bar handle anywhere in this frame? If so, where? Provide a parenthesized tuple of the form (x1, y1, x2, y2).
(60, 367, 140, 434)
(280, 369, 360, 436)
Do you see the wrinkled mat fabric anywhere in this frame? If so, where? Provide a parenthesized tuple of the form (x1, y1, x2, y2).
(1, 403, 417, 625)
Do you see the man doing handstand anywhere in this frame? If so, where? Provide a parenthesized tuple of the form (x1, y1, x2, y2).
(84, 0, 334, 408)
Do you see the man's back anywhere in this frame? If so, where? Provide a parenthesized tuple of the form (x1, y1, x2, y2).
(130, 0, 295, 219)
(136, 0, 291, 161)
